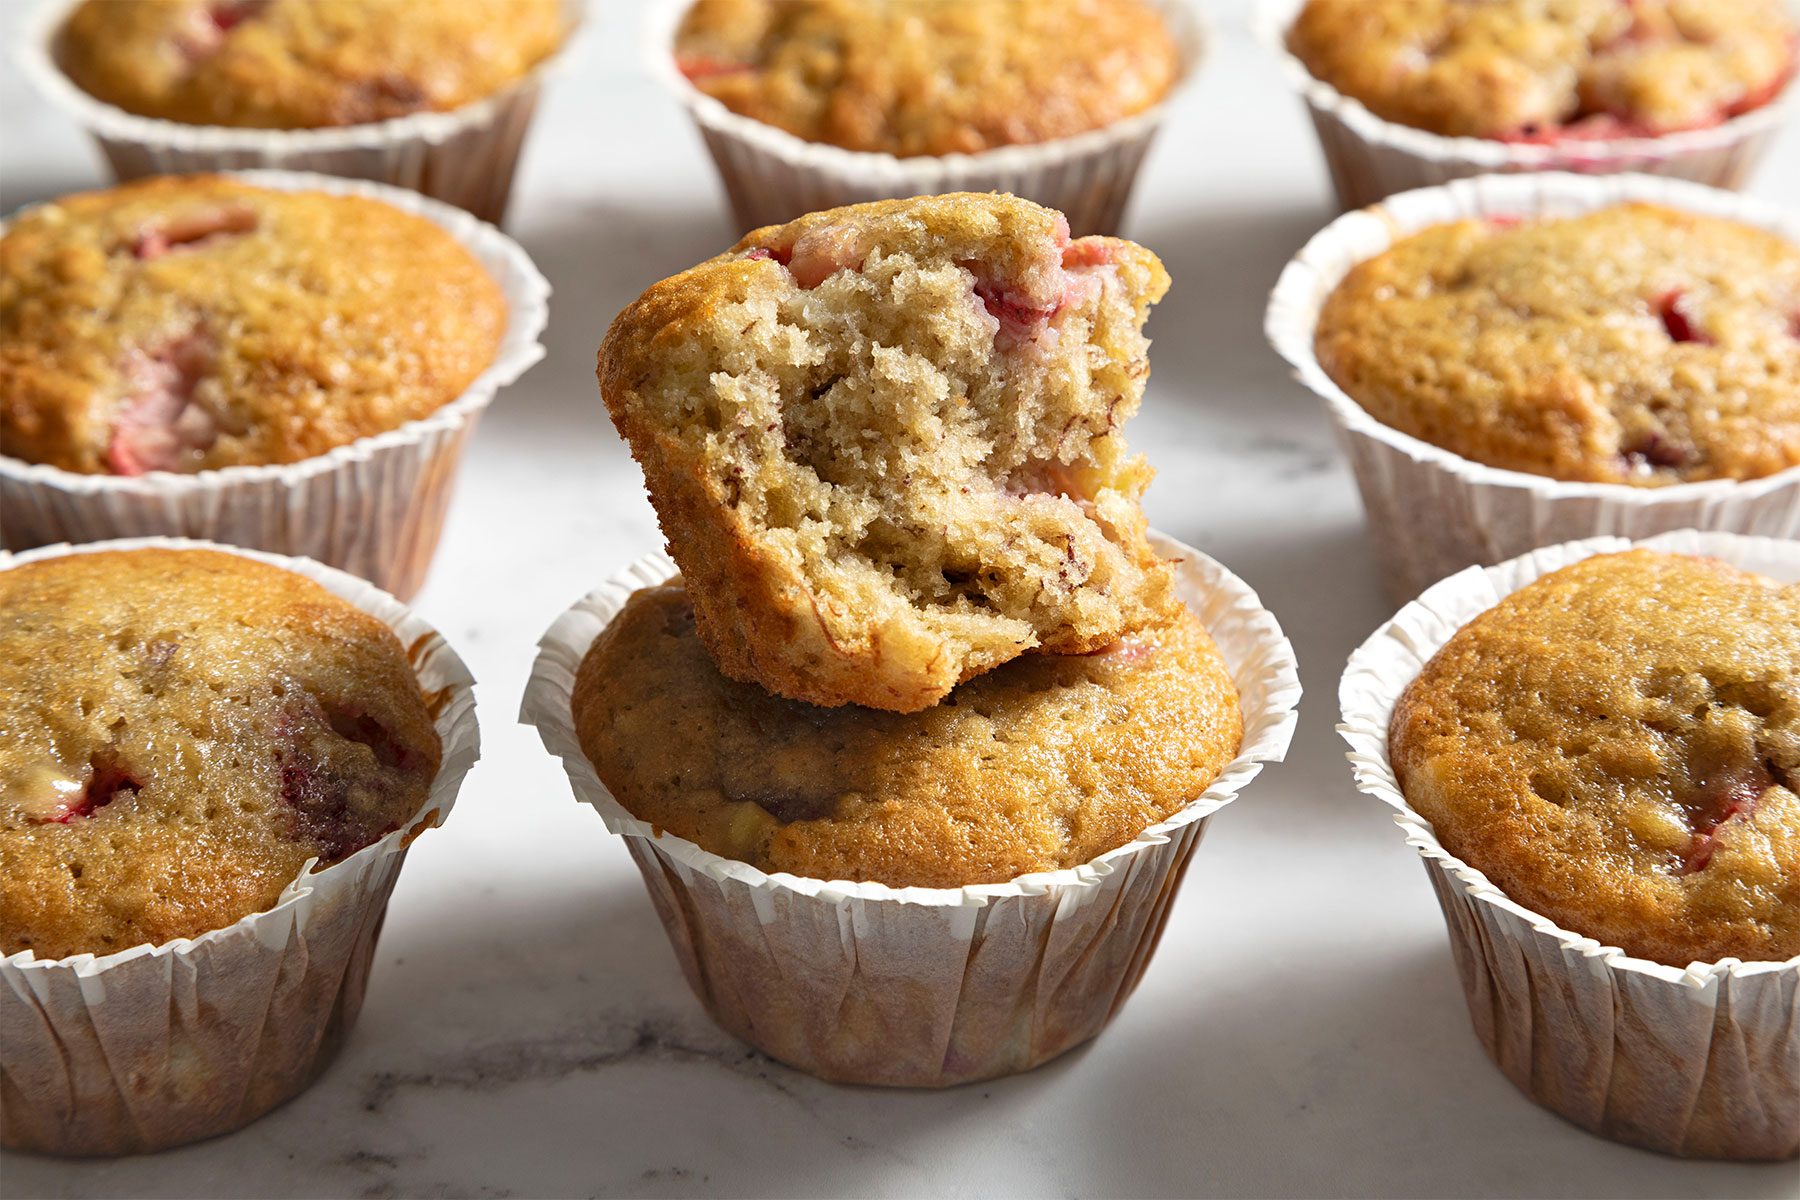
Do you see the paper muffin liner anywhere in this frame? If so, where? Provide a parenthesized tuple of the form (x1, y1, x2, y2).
(522, 531, 1300, 1088)
(0, 169, 550, 602)
(1253, 0, 1800, 210)
(646, 0, 1207, 237)
(1339, 529, 1800, 1161)
(15, 0, 586, 225)
(1266, 171, 1800, 603)
(0, 536, 480, 1158)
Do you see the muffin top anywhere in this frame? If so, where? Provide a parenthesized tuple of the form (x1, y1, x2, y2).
(55, 0, 567, 130)
(672, 0, 1183, 156)
(1314, 204, 1800, 486)
(0, 175, 507, 475)
(1390, 550, 1799, 967)
(599, 192, 1173, 714)
(574, 584, 1242, 889)
(0, 548, 442, 961)
(1287, 0, 1796, 141)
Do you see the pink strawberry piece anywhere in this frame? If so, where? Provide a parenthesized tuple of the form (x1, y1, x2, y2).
(34, 761, 138, 825)
(132, 206, 256, 260)
(209, 0, 269, 32)
(1677, 759, 1776, 875)
(1060, 240, 1114, 270)
(785, 225, 864, 289)
(976, 280, 1060, 341)
(106, 331, 219, 475)
(1655, 289, 1714, 346)
(1622, 431, 1692, 472)
(677, 55, 753, 81)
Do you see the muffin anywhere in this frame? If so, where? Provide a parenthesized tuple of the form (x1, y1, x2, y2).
(1313, 203, 1800, 486)
(1287, 0, 1797, 143)
(0, 547, 442, 961)
(54, 0, 567, 130)
(573, 583, 1243, 888)
(0, 175, 506, 477)
(599, 193, 1174, 714)
(1390, 549, 1798, 967)
(674, 0, 1182, 157)
(658, 0, 1201, 234)
(1, 539, 474, 1158)
(527, 534, 1298, 1088)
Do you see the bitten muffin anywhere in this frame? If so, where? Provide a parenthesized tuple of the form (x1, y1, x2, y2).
(599, 193, 1174, 714)
(0, 548, 442, 961)
(672, 0, 1183, 157)
(55, 0, 567, 130)
(1314, 203, 1800, 486)
(1390, 549, 1799, 967)
(1288, 0, 1796, 142)
(0, 175, 506, 475)
(574, 583, 1242, 888)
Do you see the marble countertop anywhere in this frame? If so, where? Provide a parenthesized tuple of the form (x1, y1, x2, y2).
(4, 3, 1798, 1197)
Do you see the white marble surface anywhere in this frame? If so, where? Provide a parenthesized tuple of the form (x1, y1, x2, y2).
(3, 2, 1799, 1196)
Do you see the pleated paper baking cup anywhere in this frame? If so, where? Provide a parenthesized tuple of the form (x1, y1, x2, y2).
(1253, 0, 1799, 210)
(646, 0, 1207, 237)
(1339, 529, 1799, 1161)
(16, 0, 584, 225)
(0, 169, 550, 602)
(0, 537, 480, 1158)
(1267, 171, 1800, 603)
(522, 531, 1300, 1087)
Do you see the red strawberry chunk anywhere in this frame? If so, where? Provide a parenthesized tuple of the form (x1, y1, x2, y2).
(106, 332, 219, 476)
(1677, 759, 1775, 875)
(677, 55, 753, 81)
(30, 760, 138, 825)
(1656, 289, 1714, 346)
(132, 206, 257, 260)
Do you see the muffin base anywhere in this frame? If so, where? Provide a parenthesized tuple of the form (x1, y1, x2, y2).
(0, 537, 480, 1157)
(16, 0, 583, 225)
(1253, 0, 1799, 210)
(1339, 529, 1800, 1161)
(0, 170, 550, 601)
(647, 0, 1208, 237)
(523, 533, 1300, 1087)
(1266, 171, 1800, 602)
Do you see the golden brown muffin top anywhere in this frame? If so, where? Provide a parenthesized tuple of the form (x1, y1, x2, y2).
(1288, 0, 1796, 141)
(1315, 204, 1800, 486)
(574, 584, 1242, 889)
(599, 193, 1173, 714)
(55, 0, 567, 130)
(1390, 550, 1799, 967)
(672, 0, 1184, 156)
(0, 176, 506, 475)
(0, 549, 442, 960)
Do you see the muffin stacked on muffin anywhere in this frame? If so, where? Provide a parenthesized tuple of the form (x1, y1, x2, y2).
(591, 192, 1242, 877)
(0, 175, 506, 476)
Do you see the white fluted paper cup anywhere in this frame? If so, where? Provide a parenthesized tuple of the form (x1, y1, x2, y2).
(522, 531, 1299, 1087)
(1266, 171, 1800, 603)
(0, 537, 479, 1157)
(1253, 0, 1799, 210)
(1339, 529, 1800, 1161)
(15, 0, 584, 225)
(647, 0, 1207, 237)
(0, 169, 550, 601)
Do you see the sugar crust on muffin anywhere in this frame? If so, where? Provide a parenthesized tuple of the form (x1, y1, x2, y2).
(1288, 0, 1797, 142)
(574, 582, 1242, 888)
(1390, 549, 1799, 967)
(55, 0, 567, 130)
(672, 0, 1183, 157)
(0, 175, 506, 476)
(1314, 203, 1800, 486)
(0, 548, 442, 960)
(599, 192, 1175, 713)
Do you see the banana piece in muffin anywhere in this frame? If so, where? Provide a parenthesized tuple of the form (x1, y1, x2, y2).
(599, 193, 1174, 713)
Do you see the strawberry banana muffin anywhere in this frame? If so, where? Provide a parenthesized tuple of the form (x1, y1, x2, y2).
(673, 0, 1182, 157)
(1287, 0, 1797, 143)
(55, 0, 567, 130)
(1314, 203, 1800, 485)
(0, 175, 505, 476)
(574, 583, 1241, 888)
(1390, 549, 1799, 967)
(600, 193, 1174, 714)
(0, 547, 441, 961)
